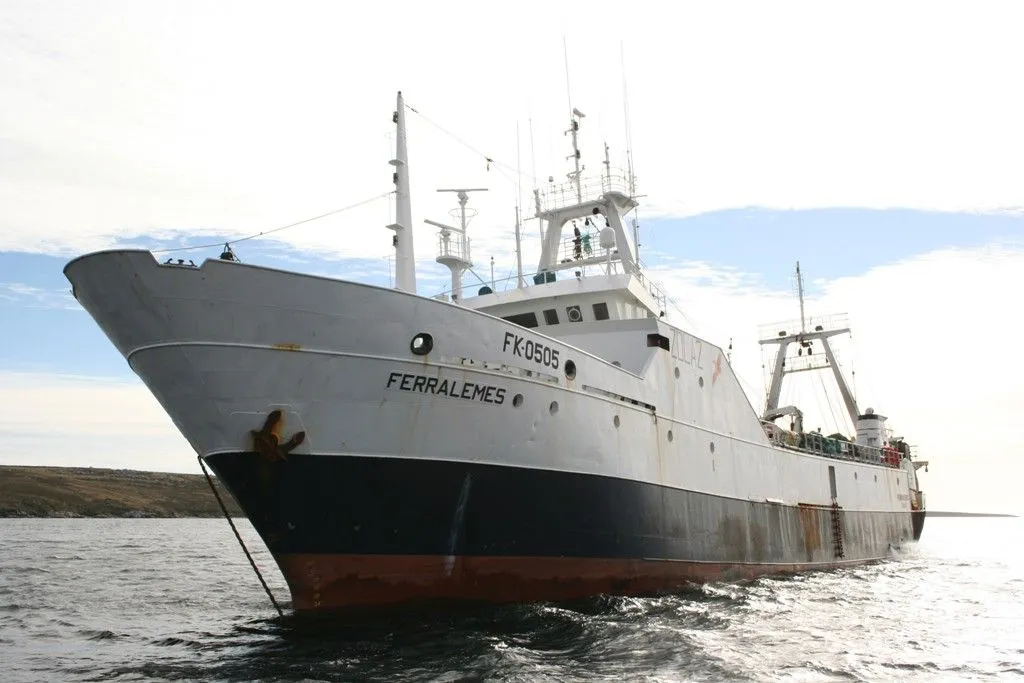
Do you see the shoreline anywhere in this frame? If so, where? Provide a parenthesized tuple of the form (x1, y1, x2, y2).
(0, 465, 242, 518)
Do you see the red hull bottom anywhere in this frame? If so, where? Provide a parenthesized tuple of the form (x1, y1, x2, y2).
(277, 554, 875, 611)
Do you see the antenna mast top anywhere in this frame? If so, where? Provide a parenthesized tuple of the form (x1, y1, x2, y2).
(796, 261, 807, 334)
(603, 141, 611, 184)
(428, 188, 487, 304)
(436, 188, 488, 233)
(566, 109, 585, 204)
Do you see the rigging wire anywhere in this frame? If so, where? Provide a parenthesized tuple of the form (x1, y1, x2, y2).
(404, 103, 539, 185)
(151, 191, 395, 255)
(809, 375, 830, 436)
(664, 293, 701, 334)
(818, 372, 845, 436)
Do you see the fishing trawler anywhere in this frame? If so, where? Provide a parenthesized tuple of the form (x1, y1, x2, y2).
(64, 91, 927, 612)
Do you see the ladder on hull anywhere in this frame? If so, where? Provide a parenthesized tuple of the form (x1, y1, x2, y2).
(830, 502, 845, 559)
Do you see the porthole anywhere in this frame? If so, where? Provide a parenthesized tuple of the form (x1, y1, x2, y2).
(667, 430, 674, 442)
(674, 367, 680, 379)
(709, 441, 715, 454)
(549, 401, 559, 415)
(565, 360, 577, 380)
(512, 394, 524, 408)
(410, 333, 433, 355)
(698, 376, 705, 388)
(613, 415, 620, 428)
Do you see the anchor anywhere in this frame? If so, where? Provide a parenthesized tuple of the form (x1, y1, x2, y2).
(250, 409, 306, 461)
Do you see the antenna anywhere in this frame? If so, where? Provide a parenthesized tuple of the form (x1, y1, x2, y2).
(563, 35, 573, 125)
(427, 188, 488, 303)
(437, 188, 488, 233)
(621, 42, 636, 196)
(796, 261, 807, 333)
(563, 36, 583, 203)
(514, 122, 525, 288)
(514, 205, 524, 289)
(566, 108, 584, 204)
(529, 115, 543, 242)
(620, 43, 640, 261)
(603, 141, 611, 184)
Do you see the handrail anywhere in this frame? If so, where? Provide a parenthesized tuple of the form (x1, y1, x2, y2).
(761, 421, 905, 468)
(535, 168, 636, 214)
(436, 230, 471, 263)
(431, 255, 668, 312)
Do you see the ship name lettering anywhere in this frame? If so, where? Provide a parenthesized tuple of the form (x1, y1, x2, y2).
(502, 332, 559, 369)
(386, 371, 506, 405)
(671, 331, 704, 369)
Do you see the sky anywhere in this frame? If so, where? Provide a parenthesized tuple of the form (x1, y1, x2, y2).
(2, 0, 1023, 514)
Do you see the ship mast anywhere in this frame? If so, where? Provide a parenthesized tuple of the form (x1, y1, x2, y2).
(386, 91, 416, 293)
(797, 260, 807, 333)
(567, 108, 584, 204)
(760, 262, 860, 429)
(427, 188, 487, 303)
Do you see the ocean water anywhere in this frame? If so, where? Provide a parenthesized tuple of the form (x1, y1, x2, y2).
(1, 517, 1021, 682)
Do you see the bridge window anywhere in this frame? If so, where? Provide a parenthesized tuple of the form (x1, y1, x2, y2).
(543, 308, 559, 325)
(503, 312, 539, 329)
(647, 333, 670, 351)
(592, 302, 610, 320)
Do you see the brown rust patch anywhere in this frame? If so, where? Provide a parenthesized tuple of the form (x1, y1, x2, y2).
(250, 410, 306, 462)
(798, 503, 822, 560)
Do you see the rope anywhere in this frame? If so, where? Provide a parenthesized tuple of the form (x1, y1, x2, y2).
(197, 455, 284, 617)
(152, 190, 395, 255)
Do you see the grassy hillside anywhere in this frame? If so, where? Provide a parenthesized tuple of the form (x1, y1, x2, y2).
(0, 465, 243, 518)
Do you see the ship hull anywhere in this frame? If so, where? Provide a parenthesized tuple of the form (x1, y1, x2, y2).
(912, 510, 926, 541)
(207, 451, 913, 611)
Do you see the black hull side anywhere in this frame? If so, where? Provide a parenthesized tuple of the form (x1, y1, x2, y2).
(206, 452, 915, 610)
(912, 510, 926, 540)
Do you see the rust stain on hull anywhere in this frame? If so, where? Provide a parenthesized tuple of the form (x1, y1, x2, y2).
(798, 503, 823, 559)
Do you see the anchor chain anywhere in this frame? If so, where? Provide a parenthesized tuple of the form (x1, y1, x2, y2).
(197, 455, 284, 617)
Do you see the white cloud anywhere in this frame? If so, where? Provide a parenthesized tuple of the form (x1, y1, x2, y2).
(0, 282, 79, 310)
(1, 0, 1022, 264)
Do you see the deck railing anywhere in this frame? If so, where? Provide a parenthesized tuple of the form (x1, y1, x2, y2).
(761, 421, 905, 468)
(535, 169, 635, 214)
(436, 230, 471, 263)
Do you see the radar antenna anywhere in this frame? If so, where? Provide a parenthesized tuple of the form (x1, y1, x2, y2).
(427, 188, 488, 303)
